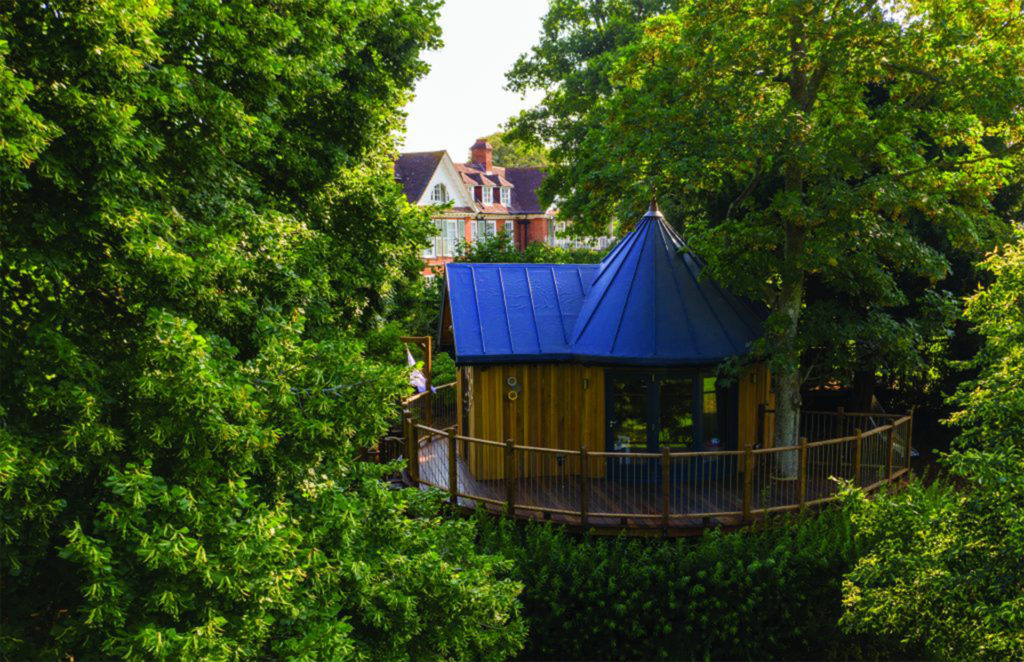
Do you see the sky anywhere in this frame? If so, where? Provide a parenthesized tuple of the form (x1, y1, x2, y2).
(400, 0, 548, 160)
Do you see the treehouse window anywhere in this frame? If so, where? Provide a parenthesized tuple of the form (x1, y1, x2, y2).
(606, 371, 733, 455)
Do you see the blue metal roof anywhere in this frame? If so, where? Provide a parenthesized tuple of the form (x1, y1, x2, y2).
(444, 263, 598, 364)
(570, 206, 763, 364)
(444, 205, 763, 366)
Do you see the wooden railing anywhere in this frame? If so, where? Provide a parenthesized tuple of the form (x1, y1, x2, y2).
(401, 408, 913, 531)
(402, 381, 458, 433)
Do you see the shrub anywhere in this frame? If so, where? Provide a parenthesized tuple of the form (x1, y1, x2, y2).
(475, 508, 888, 660)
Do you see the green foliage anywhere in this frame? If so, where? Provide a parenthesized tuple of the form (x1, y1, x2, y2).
(432, 351, 456, 385)
(841, 467, 1024, 660)
(476, 509, 885, 661)
(840, 232, 1024, 660)
(948, 231, 1024, 452)
(0, 1, 525, 658)
(511, 0, 1024, 449)
(456, 230, 605, 264)
(473, 131, 549, 168)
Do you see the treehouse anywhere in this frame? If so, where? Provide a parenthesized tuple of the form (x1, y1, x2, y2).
(402, 203, 913, 533)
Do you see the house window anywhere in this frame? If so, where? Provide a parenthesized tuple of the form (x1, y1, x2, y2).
(422, 219, 442, 258)
(440, 219, 464, 256)
(430, 183, 450, 204)
(500, 187, 511, 206)
(482, 187, 493, 204)
(467, 185, 477, 202)
(474, 219, 496, 242)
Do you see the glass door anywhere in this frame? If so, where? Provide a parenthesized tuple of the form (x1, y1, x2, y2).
(605, 373, 654, 481)
(606, 371, 737, 482)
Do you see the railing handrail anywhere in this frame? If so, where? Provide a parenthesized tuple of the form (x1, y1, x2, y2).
(403, 409, 913, 531)
(401, 381, 457, 406)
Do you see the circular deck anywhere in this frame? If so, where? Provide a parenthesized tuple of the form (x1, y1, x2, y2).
(404, 414, 912, 535)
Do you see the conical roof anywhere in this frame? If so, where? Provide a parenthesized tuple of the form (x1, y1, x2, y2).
(568, 203, 762, 364)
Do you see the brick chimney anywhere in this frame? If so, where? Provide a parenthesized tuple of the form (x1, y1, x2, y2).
(470, 138, 492, 173)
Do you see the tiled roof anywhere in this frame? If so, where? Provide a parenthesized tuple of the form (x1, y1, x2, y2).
(394, 151, 445, 203)
(503, 167, 547, 214)
(394, 149, 550, 215)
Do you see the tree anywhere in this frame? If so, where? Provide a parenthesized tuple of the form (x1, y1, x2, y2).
(840, 232, 1024, 659)
(455, 229, 606, 264)
(472, 131, 549, 168)
(511, 0, 1024, 473)
(0, 1, 525, 658)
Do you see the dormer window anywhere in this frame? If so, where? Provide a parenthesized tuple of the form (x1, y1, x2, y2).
(430, 183, 450, 203)
(482, 187, 493, 204)
(500, 187, 511, 206)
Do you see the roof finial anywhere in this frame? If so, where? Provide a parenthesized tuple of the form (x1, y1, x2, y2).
(647, 197, 662, 217)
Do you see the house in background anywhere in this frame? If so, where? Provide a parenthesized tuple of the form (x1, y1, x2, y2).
(395, 138, 612, 274)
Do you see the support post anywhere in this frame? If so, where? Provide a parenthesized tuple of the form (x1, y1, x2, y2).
(886, 425, 895, 482)
(447, 428, 458, 506)
(424, 336, 433, 428)
(742, 443, 753, 521)
(504, 439, 516, 516)
(835, 406, 845, 438)
(756, 404, 766, 448)
(853, 428, 863, 487)
(906, 413, 914, 472)
(797, 436, 808, 508)
(456, 367, 464, 437)
(580, 445, 590, 528)
(404, 409, 419, 485)
(661, 446, 671, 530)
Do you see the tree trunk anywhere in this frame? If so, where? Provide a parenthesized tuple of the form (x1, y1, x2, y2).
(773, 10, 816, 479)
(773, 256, 804, 479)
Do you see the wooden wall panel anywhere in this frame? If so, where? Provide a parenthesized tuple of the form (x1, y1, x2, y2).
(738, 363, 775, 450)
(465, 364, 605, 479)
(465, 362, 773, 480)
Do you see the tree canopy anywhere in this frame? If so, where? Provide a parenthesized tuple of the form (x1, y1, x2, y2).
(841, 231, 1024, 660)
(509, 0, 1024, 461)
(471, 131, 549, 168)
(0, 1, 525, 658)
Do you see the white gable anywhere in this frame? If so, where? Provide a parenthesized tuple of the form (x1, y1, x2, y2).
(416, 153, 475, 209)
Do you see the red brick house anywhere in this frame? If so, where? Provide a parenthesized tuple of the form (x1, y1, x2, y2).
(394, 139, 555, 274)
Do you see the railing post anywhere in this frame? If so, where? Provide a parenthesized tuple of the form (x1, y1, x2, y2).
(906, 413, 914, 472)
(404, 409, 419, 485)
(853, 428, 863, 487)
(798, 436, 808, 508)
(742, 443, 753, 522)
(756, 404, 766, 448)
(580, 445, 589, 528)
(504, 439, 516, 516)
(886, 425, 895, 482)
(424, 337, 433, 428)
(456, 367, 464, 436)
(661, 447, 671, 531)
(835, 406, 845, 438)
(447, 428, 458, 506)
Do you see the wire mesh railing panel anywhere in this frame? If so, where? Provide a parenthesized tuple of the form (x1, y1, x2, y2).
(859, 428, 889, 487)
(668, 454, 743, 516)
(806, 436, 855, 502)
(588, 452, 661, 518)
(431, 384, 457, 430)
(515, 446, 581, 515)
(414, 425, 446, 489)
(749, 447, 798, 511)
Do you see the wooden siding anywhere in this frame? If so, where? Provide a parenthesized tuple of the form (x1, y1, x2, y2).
(464, 362, 774, 480)
(738, 363, 775, 450)
(465, 363, 605, 479)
